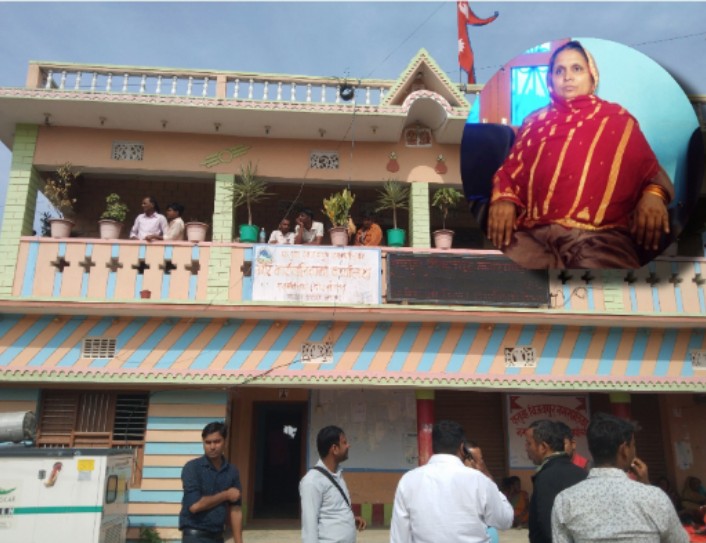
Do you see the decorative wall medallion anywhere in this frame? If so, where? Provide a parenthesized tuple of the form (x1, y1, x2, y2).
(435, 154, 447, 174)
(201, 144, 251, 168)
(387, 152, 400, 172)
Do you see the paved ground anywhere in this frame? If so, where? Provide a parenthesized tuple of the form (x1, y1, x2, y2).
(237, 527, 529, 542)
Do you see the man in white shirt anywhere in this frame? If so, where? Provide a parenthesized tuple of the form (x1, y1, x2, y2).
(390, 420, 513, 543)
(129, 196, 168, 241)
(299, 426, 366, 543)
(552, 412, 688, 543)
(294, 208, 324, 245)
(268, 218, 295, 244)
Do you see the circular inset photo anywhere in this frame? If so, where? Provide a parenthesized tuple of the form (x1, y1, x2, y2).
(461, 37, 704, 269)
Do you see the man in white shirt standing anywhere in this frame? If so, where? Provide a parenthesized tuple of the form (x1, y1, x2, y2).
(129, 196, 168, 241)
(299, 426, 366, 543)
(390, 420, 513, 543)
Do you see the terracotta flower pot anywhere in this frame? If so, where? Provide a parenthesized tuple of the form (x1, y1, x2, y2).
(329, 226, 349, 247)
(185, 222, 209, 242)
(98, 219, 123, 240)
(433, 229, 454, 250)
(48, 218, 74, 239)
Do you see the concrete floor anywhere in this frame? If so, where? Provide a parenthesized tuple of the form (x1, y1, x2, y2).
(238, 527, 529, 542)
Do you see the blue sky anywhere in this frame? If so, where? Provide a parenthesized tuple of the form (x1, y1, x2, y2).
(1, 1, 705, 222)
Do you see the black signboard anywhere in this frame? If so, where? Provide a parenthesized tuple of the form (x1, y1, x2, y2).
(386, 253, 550, 307)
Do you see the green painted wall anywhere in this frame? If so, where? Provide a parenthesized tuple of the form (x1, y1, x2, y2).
(207, 173, 236, 301)
(409, 182, 430, 248)
(0, 124, 40, 296)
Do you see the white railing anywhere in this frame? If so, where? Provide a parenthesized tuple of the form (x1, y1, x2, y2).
(227, 77, 387, 105)
(44, 68, 218, 98)
(36, 63, 393, 106)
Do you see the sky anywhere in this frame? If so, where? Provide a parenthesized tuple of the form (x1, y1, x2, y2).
(0, 1, 704, 221)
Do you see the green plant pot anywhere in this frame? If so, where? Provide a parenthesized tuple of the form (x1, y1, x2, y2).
(386, 228, 406, 247)
(239, 224, 259, 243)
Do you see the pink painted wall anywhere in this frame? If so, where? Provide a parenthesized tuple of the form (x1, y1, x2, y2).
(33, 127, 461, 185)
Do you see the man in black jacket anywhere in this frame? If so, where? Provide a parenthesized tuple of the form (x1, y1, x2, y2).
(526, 419, 587, 543)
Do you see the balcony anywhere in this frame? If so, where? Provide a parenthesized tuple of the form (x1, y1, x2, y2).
(7, 237, 706, 327)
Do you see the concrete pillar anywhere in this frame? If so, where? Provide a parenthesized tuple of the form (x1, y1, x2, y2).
(0, 124, 40, 296)
(409, 182, 430, 248)
(206, 173, 235, 301)
(609, 392, 631, 419)
(415, 389, 435, 465)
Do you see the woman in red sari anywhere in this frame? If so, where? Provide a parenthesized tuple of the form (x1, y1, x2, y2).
(487, 40, 674, 269)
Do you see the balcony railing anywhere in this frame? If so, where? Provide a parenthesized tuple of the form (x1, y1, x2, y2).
(31, 62, 392, 106)
(10, 237, 706, 320)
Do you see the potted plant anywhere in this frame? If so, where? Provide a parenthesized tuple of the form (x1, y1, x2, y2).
(375, 180, 409, 247)
(43, 162, 79, 238)
(322, 188, 355, 246)
(185, 219, 209, 242)
(98, 193, 129, 239)
(229, 161, 272, 242)
(431, 186, 463, 249)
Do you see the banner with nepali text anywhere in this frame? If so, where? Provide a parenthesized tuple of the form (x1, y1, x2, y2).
(506, 394, 591, 469)
(252, 245, 381, 304)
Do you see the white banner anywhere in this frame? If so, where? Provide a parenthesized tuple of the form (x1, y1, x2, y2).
(252, 245, 381, 304)
(506, 394, 591, 469)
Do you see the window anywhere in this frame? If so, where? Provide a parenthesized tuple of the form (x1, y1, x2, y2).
(404, 124, 432, 147)
(511, 66, 550, 126)
(82, 337, 116, 359)
(525, 42, 551, 54)
(36, 391, 149, 486)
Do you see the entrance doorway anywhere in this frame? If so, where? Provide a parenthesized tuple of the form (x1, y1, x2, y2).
(251, 402, 307, 519)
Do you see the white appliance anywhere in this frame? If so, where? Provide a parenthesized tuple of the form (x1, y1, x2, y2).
(0, 448, 132, 543)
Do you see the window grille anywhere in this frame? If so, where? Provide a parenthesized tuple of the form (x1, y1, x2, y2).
(404, 125, 432, 147)
(36, 391, 149, 486)
(302, 342, 333, 364)
(112, 394, 149, 442)
(82, 337, 116, 359)
(111, 141, 144, 161)
(511, 66, 550, 126)
(504, 346, 537, 368)
(691, 350, 706, 369)
(310, 151, 339, 169)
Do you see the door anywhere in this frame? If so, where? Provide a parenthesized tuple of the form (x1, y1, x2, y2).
(251, 402, 306, 519)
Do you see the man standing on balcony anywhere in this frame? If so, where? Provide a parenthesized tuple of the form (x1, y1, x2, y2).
(129, 196, 168, 241)
(294, 208, 324, 245)
(179, 421, 242, 543)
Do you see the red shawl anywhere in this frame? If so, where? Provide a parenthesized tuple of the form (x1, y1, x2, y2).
(491, 94, 660, 231)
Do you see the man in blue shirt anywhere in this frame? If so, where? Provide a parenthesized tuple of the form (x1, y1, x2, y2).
(179, 421, 242, 543)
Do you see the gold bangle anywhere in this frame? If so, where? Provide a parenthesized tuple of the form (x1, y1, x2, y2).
(643, 185, 669, 204)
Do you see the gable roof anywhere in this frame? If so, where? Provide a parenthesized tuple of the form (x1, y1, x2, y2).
(384, 48, 470, 110)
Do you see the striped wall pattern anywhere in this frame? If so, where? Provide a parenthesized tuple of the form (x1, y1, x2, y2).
(0, 314, 705, 390)
(128, 390, 228, 532)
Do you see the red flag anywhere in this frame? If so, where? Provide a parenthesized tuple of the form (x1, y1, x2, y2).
(457, 1, 498, 84)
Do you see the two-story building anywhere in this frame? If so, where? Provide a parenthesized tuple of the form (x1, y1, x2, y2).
(0, 45, 705, 542)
